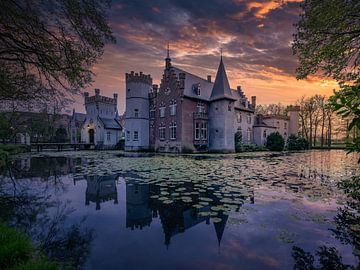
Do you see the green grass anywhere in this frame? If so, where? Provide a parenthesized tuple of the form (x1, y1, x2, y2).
(0, 224, 33, 269)
(0, 224, 59, 270)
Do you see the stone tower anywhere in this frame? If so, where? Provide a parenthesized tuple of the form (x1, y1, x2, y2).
(208, 56, 237, 152)
(287, 105, 300, 135)
(125, 71, 152, 151)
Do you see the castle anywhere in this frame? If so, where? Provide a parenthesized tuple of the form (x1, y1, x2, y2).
(125, 50, 299, 152)
(70, 88, 122, 148)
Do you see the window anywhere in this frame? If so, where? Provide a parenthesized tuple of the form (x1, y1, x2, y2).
(107, 131, 111, 141)
(193, 83, 201, 96)
(284, 122, 287, 129)
(126, 131, 130, 141)
(247, 128, 252, 142)
(247, 114, 252, 124)
(170, 103, 177, 116)
(237, 112, 242, 123)
(159, 126, 165, 140)
(170, 123, 177, 140)
(195, 122, 200, 140)
(276, 121, 280, 128)
(134, 109, 139, 118)
(150, 109, 155, 119)
(160, 106, 165, 118)
(201, 123, 207, 139)
(133, 131, 138, 141)
(263, 130, 267, 138)
(197, 102, 205, 113)
(284, 132, 287, 137)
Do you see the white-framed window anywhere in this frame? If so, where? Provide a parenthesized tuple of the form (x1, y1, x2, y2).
(170, 123, 177, 140)
(247, 114, 252, 124)
(107, 131, 111, 141)
(133, 131, 139, 141)
(247, 128, 252, 142)
(201, 122, 207, 139)
(126, 131, 130, 141)
(197, 102, 205, 113)
(134, 109, 139, 118)
(150, 108, 155, 118)
(159, 126, 165, 140)
(170, 102, 177, 116)
(195, 122, 200, 140)
(237, 112, 242, 123)
(160, 106, 165, 118)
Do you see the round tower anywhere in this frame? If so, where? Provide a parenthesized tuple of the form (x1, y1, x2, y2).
(125, 71, 152, 151)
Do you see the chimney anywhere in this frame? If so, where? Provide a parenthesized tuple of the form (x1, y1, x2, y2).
(95, 88, 100, 95)
(207, 75, 211, 82)
(251, 96, 256, 108)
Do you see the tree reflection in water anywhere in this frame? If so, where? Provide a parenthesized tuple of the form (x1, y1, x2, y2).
(0, 157, 94, 269)
(292, 175, 360, 270)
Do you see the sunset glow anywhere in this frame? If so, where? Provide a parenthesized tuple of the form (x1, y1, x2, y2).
(84, 0, 338, 113)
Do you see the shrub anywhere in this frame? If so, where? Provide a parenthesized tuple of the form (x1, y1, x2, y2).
(115, 139, 125, 150)
(236, 144, 267, 152)
(0, 150, 8, 168)
(0, 224, 59, 270)
(0, 224, 33, 269)
(266, 132, 285, 151)
(287, 135, 309, 150)
(182, 146, 194, 154)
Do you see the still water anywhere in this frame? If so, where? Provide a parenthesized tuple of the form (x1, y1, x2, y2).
(0, 150, 359, 269)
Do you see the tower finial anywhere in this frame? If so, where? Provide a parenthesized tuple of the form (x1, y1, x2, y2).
(167, 42, 170, 59)
(220, 47, 223, 60)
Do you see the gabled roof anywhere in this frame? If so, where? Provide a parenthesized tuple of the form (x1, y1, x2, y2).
(172, 67, 213, 101)
(210, 57, 237, 101)
(99, 117, 122, 130)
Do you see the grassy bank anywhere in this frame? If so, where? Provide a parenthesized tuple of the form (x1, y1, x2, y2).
(0, 223, 58, 270)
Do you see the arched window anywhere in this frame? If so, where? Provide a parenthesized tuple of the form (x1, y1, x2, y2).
(247, 128, 252, 142)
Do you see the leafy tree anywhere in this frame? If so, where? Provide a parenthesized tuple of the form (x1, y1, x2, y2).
(293, 0, 360, 82)
(287, 134, 309, 150)
(265, 132, 285, 151)
(0, 114, 13, 142)
(0, 0, 115, 103)
(330, 81, 360, 158)
(55, 128, 68, 143)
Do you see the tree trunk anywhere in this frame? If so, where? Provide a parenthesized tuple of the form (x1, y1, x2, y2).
(321, 108, 325, 147)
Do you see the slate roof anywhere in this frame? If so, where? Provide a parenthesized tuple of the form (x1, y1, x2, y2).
(99, 117, 122, 130)
(172, 60, 254, 112)
(210, 57, 237, 101)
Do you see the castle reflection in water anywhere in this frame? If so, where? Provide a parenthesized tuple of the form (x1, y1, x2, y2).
(11, 156, 254, 248)
(78, 173, 254, 247)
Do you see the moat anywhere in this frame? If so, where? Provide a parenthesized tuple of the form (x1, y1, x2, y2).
(0, 150, 359, 269)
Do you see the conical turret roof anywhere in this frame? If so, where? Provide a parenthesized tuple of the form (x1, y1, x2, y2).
(210, 57, 237, 101)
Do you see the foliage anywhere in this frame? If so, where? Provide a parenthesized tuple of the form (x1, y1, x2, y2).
(54, 128, 68, 143)
(0, 144, 30, 155)
(234, 131, 242, 152)
(0, 224, 33, 269)
(236, 144, 267, 153)
(265, 132, 285, 151)
(0, 0, 115, 103)
(0, 223, 59, 270)
(256, 103, 287, 116)
(292, 245, 353, 270)
(287, 134, 309, 150)
(293, 0, 360, 81)
(0, 114, 13, 141)
(330, 81, 360, 159)
(0, 150, 8, 168)
(115, 139, 125, 150)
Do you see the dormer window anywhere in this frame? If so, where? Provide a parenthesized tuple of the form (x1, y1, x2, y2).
(192, 83, 201, 96)
(134, 109, 139, 118)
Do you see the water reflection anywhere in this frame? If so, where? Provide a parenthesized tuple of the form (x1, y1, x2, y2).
(0, 150, 359, 269)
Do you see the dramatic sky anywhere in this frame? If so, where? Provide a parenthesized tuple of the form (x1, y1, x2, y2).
(77, 0, 337, 114)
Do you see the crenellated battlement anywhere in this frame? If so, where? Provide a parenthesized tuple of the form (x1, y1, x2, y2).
(84, 89, 117, 105)
(126, 71, 152, 85)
